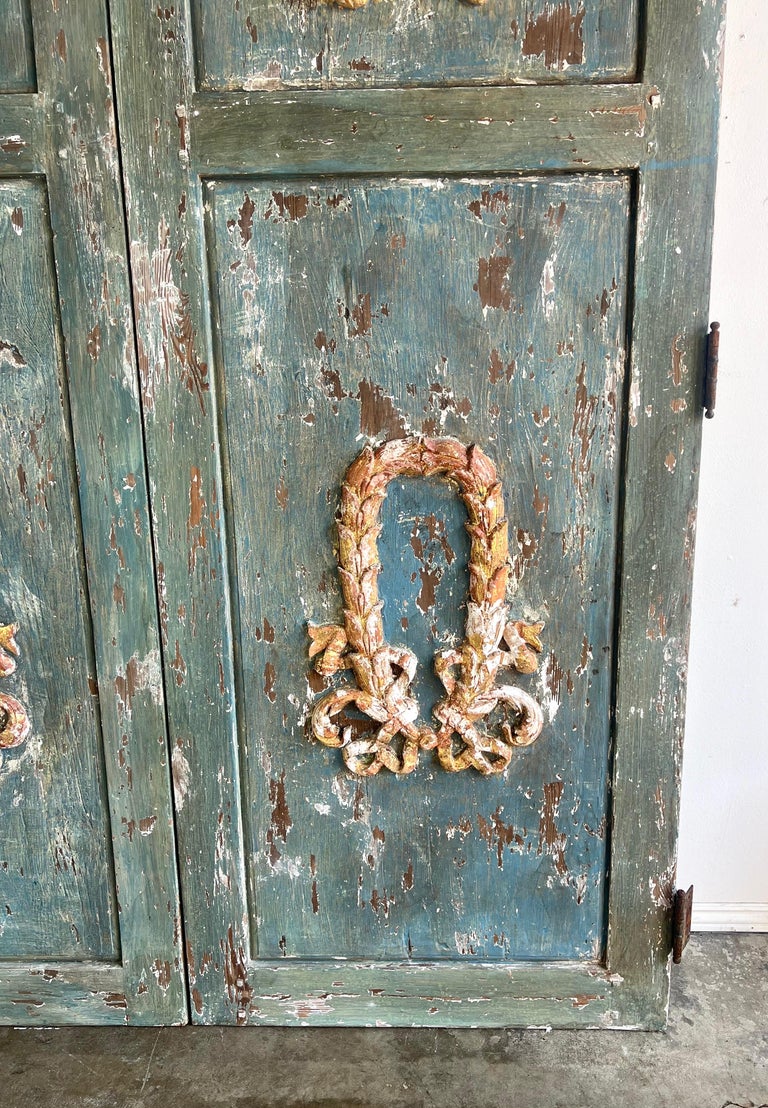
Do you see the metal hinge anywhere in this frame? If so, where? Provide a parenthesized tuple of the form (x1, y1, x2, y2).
(704, 321, 720, 419)
(672, 885, 694, 963)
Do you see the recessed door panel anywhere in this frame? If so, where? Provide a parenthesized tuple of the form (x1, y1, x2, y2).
(206, 175, 630, 962)
(0, 0, 35, 93)
(0, 183, 118, 961)
(192, 0, 639, 90)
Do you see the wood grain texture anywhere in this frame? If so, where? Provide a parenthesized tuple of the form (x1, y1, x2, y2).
(111, 0, 724, 1028)
(0, 182, 118, 961)
(0, 0, 185, 1024)
(606, 0, 727, 1027)
(195, 957, 629, 1028)
(109, 0, 249, 1025)
(0, 96, 42, 176)
(191, 85, 649, 176)
(207, 174, 629, 965)
(0, 962, 134, 1025)
(0, 0, 36, 93)
(190, 0, 639, 89)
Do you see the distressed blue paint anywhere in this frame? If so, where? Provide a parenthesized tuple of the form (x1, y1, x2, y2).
(192, 0, 639, 91)
(205, 174, 630, 963)
(0, 183, 119, 961)
(0, 0, 35, 93)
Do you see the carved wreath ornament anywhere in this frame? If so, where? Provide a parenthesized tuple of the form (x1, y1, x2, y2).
(308, 437, 545, 776)
(0, 624, 31, 755)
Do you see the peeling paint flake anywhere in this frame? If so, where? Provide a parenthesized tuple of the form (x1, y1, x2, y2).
(264, 190, 309, 223)
(522, 2, 586, 71)
(172, 745, 192, 812)
(0, 340, 27, 368)
(538, 780, 568, 877)
(474, 254, 512, 311)
(114, 650, 163, 719)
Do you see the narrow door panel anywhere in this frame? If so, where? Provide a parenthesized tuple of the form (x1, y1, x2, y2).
(206, 175, 629, 962)
(0, 183, 118, 961)
(192, 0, 639, 89)
(0, 0, 35, 93)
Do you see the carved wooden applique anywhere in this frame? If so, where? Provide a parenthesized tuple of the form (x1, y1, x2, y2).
(0, 624, 31, 755)
(308, 437, 545, 776)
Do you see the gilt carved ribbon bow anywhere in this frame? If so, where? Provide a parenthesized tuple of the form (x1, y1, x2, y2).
(308, 437, 545, 776)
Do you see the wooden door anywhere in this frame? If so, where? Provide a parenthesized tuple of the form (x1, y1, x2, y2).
(0, 1, 185, 1023)
(111, 0, 724, 1027)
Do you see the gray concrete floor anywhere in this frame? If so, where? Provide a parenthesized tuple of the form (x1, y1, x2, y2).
(1, 934, 766, 1108)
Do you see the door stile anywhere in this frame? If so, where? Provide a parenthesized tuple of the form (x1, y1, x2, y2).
(109, 0, 252, 1024)
(606, 0, 726, 1026)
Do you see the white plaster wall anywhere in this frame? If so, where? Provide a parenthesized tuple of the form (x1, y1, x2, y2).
(677, 0, 768, 930)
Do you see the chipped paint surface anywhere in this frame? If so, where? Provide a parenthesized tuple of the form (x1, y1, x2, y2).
(191, 0, 636, 89)
(133, 219, 209, 415)
(205, 173, 629, 966)
(521, 2, 586, 71)
(1, 0, 186, 1024)
(79, 0, 726, 1029)
(0, 182, 122, 963)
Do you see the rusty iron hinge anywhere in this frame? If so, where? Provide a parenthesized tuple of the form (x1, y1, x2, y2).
(704, 321, 720, 419)
(672, 885, 694, 963)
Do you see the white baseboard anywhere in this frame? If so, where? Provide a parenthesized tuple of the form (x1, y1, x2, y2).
(692, 902, 768, 933)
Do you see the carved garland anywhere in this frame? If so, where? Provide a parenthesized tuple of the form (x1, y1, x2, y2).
(308, 437, 544, 776)
(0, 624, 31, 753)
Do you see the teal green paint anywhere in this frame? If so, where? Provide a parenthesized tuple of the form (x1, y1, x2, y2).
(0, 97, 41, 177)
(0, 0, 185, 1024)
(0, 0, 35, 93)
(191, 85, 649, 178)
(192, 0, 639, 90)
(207, 174, 629, 964)
(107, 0, 723, 1027)
(0, 182, 119, 961)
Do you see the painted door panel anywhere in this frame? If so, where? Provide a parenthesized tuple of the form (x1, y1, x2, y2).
(0, 181, 118, 962)
(110, 0, 725, 1026)
(0, 0, 185, 1023)
(0, 0, 35, 93)
(192, 0, 639, 89)
(207, 175, 628, 962)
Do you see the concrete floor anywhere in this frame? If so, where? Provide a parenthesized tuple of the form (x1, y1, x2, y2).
(1, 934, 766, 1108)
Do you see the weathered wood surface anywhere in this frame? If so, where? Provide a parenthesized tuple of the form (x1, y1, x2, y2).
(207, 175, 629, 963)
(0, 181, 118, 961)
(192, 84, 650, 176)
(0, 96, 41, 176)
(0, 962, 138, 1025)
(606, 0, 727, 1026)
(190, 957, 629, 1028)
(110, 0, 249, 1026)
(0, 0, 185, 1024)
(0, 0, 36, 93)
(112, 0, 723, 1028)
(191, 0, 639, 89)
